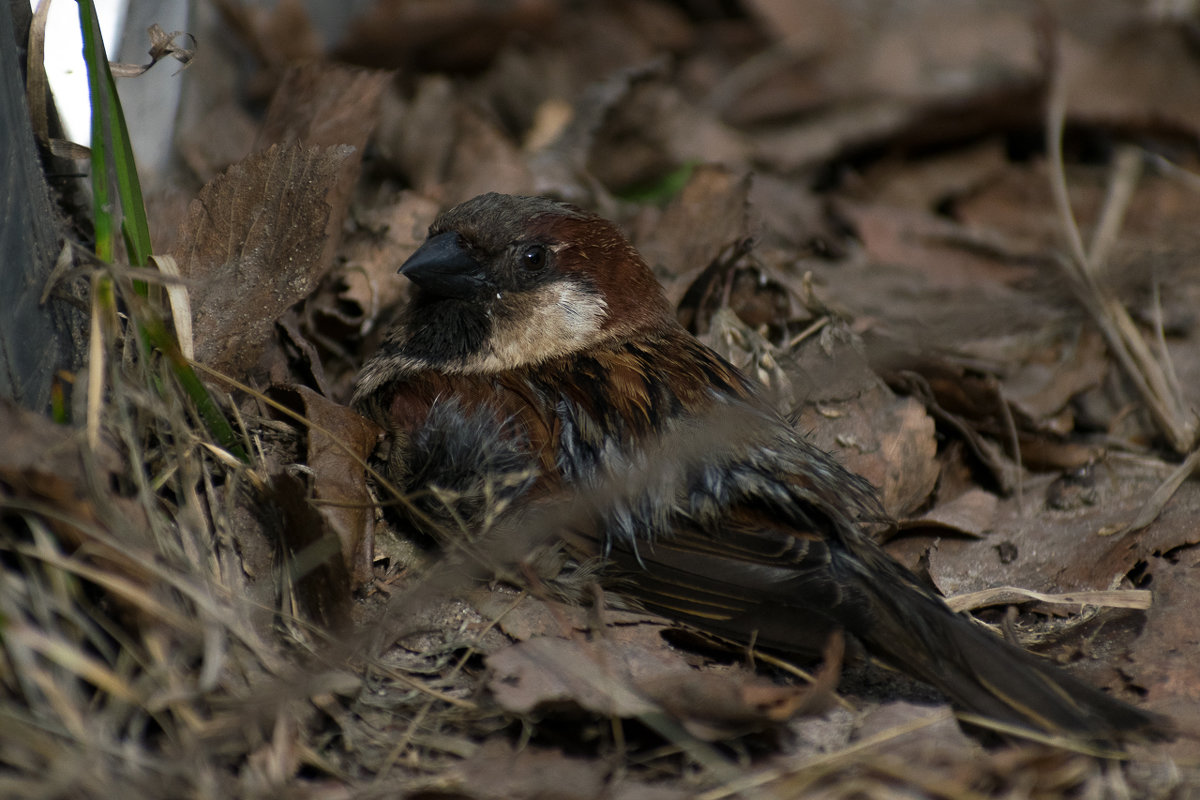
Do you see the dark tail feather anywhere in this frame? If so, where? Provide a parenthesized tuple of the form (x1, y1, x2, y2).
(579, 524, 1168, 742)
(857, 572, 1168, 742)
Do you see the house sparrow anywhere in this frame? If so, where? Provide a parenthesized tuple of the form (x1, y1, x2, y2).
(353, 193, 1165, 741)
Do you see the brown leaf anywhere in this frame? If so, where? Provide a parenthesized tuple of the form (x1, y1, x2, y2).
(313, 191, 441, 360)
(738, 5, 1039, 151)
(335, 0, 560, 72)
(173, 143, 355, 376)
(697, 307, 793, 404)
(245, 0, 323, 68)
(637, 630, 843, 740)
(477, 590, 663, 644)
(526, 61, 666, 207)
(791, 328, 939, 518)
(886, 364, 1020, 493)
(717, 0, 848, 126)
(487, 618, 839, 741)
(750, 100, 915, 174)
(633, 164, 751, 289)
(863, 141, 1010, 213)
(1126, 550, 1200, 751)
(442, 104, 534, 204)
(900, 487, 998, 538)
(0, 399, 150, 583)
(374, 76, 455, 192)
(925, 464, 1200, 597)
(840, 200, 1044, 295)
(262, 471, 351, 628)
(1059, 14, 1200, 138)
(341, 192, 441, 319)
(257, 62, 391, 272)
(440, 740, 609, 800)
(486, 637, 660, 718)
(268, 384, 379, 588)
(748, 173, 842, 253)
(374, 73, 537, 203)
(637, 671, 807, 740)
(589, 81, 749, 195)
(853, 702, 975, 762)
(275, 314, 332, 396)
(176, 99, 261, 183)
(1002, 327, 1109, 430)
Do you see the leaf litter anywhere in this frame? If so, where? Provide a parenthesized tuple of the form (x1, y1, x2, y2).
(10, 1, 1200, 798)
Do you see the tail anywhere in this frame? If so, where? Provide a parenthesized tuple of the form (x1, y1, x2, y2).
(851, 557, 1167, 742)
(592, 528, 1168, 742)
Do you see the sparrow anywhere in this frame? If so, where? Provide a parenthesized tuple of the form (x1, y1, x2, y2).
(353, 192, 1165, 742)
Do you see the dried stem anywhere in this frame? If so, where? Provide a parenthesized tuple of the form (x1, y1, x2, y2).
(1045, 57, 1197, 453)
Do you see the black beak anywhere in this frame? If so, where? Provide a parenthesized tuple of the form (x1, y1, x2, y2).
(399, 232, 488, 299)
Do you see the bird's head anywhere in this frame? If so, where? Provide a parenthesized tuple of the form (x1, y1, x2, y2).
(382, 193, 672, 375)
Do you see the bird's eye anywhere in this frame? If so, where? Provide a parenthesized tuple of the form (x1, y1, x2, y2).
(521, 244, 547, 271)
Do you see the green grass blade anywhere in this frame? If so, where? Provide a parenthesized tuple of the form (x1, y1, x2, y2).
(77, 0, 152, 274)
(77, 0, 114, 263)
(137, 309, 249, 462)
(75, 1, 248, 462)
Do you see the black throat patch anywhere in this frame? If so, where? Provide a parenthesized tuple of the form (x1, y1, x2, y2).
(400, 292, 495, 366)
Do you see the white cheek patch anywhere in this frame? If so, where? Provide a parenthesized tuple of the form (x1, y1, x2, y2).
(469, 281, 608, 372)
(548, 282, 608, 343)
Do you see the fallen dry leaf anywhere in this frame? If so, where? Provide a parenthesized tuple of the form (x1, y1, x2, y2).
(173, 143, 355, 376)
(374, 76, 456, 193)
(1126, 549, 1200, 753)
(790, 327, 940, 518)
(262, 470, 352, 629)
(634, 163, 751, 295)
(308, 191, 442, 383)
(1058, 13, 1200, 137)
(747, 172, 842, 253)
(442, 103, 535, 204)
(486, 636, 661, 718)
(924, 463, 1200, 597)
(335, 0, 560, 72)
(257, 61, 392, 270)
(636, 630, 842, 740)
(526, 60, 666, 207)
(900, 487, 998, 538)
(242, 0, 323, 71)
(476, 590, 664, 644)
(486, 630, 836, 743)
(0, 399, 152, 587)
(267, 384, 379, 588)
(429, 739, 639, 800)
(589, 79, 750, 194)
(853, 701, 976, 764)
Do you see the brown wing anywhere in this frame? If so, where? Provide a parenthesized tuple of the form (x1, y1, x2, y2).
(581, 512, 856, 657)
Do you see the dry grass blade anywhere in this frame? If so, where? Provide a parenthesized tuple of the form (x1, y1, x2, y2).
(945, 586, 1153, 614)
(0, 264, 342, 798)
(6, 624, 140, 704)
(695, 710, 958, 800)
(13, 541, 193, 629)
(1046, 59, 1197, 454)
(148, 255, 194, 361)
(1120, 445, 1200, 534)
(85, 276, 110, 451)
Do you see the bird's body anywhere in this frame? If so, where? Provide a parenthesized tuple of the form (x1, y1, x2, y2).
(354, 193, 1164, 742)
